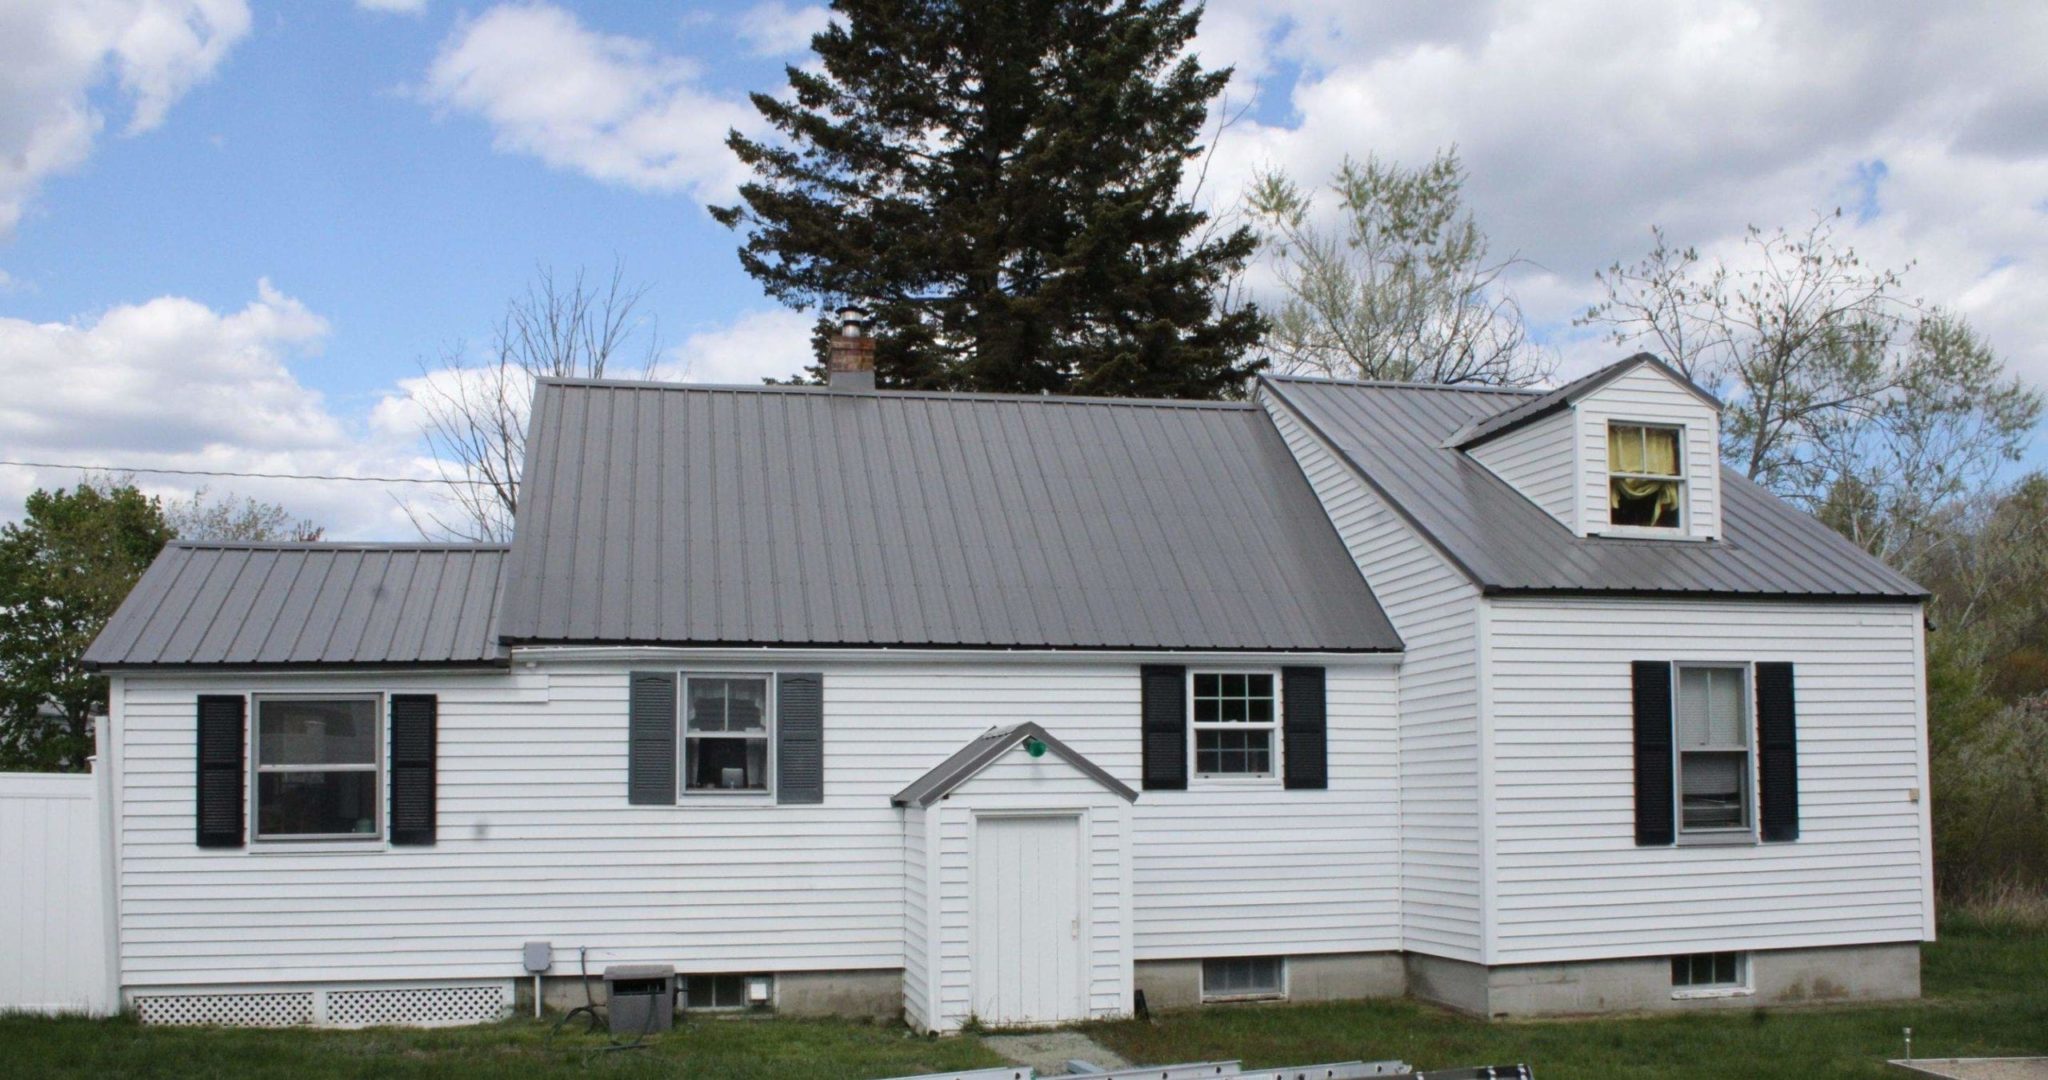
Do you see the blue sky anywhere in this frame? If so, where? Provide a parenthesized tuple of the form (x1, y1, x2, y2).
(2, 2, 807, 413)
(2, 1, 2045, 538)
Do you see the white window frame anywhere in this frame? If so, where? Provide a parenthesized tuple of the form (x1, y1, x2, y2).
(250, 693, 384, 844)
(1605, 421, 1687, 534)
(1187, 669, 1283, 784)
(680, 672, 776, 798)
(1669, 951, 1752, 999)
(1674, 663, 1755, 838)
(1201, 956, 1288, 1002)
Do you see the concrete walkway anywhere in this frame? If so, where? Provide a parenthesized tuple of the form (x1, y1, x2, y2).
(983, 1030, 1132, 1075)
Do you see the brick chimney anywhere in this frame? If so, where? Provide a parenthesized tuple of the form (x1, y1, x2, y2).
(827, 305, 875, 390)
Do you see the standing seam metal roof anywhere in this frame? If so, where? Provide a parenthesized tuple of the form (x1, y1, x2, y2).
(84, 543, 510, 668)
(496, 378, 1402, 652)
(1261, 373, 1926, 600)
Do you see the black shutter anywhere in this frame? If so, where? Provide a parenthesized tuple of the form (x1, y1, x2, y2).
(389, 695, 438, 846)
(1141, 665, 1187, 790)
(1282, 666, 1328, 790)
(628, 671, 677, 805)
(777, 673, 824, 804)
(195, 695, 245, 848)
(1756, 662, 1800, 843)
(1632, 661, 1675, 846)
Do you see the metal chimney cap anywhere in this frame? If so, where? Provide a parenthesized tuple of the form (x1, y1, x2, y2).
(836, 304, 869, 336)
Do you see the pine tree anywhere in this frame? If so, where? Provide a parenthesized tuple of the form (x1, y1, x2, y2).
(713, 0, 1265, 398)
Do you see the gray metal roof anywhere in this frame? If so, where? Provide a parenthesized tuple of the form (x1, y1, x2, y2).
(1447, 353, 1721, 450)
(497, 378, 1402, 652)
(892, 722, 1138, 807)
(1262, 375, 1927, 601)
(85, 543, 510, 669)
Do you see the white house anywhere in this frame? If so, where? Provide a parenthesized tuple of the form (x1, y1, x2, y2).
(81, 327, 1931, 1030)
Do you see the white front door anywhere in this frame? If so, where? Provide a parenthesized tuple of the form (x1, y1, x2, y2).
(971, 813, 1085, 1026)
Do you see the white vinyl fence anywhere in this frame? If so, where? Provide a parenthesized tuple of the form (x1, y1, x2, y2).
(0, 766, 116, 1015)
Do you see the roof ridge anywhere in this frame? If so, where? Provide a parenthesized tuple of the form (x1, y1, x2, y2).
(1261, 373, 1543, 396)
(166, 540, 511, 552)
(537, 375, 1259, 411)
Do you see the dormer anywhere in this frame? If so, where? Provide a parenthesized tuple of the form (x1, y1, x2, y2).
(1451, 354, 1722, 540)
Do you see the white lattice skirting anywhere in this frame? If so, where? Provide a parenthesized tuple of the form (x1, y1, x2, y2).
(132, 982, 512, 1028)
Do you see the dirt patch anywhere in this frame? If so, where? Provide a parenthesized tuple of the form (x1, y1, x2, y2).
(983, 1030, 1132, 1074)
(1892, 1058, 2048, 1079)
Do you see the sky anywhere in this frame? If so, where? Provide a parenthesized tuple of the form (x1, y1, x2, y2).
(1, 0, 2045, 539)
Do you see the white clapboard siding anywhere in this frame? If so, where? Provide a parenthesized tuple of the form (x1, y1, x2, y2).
(1574, 364, 1722, 539)
(901, 804, 930, 1031)
(920, 748, 1132, 1030)
(1483, 597, 1931, 964)
(114, 657, 1398, 990)
(1467, 407, 1577, 531)
(1263, 390, 1486, 963)
(0, 772, 113, 1014)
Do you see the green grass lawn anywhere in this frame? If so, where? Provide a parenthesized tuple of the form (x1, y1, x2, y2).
(2, 917, 2041, 1079)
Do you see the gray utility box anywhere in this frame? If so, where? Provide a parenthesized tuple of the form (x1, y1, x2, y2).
(602, 964, 675, 1036)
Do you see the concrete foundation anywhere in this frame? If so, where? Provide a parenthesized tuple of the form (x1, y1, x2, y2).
(518, 968, 902, 1021)
(1135, 952, 1405, 1012)
(1408, 943, 1921, 1019)
(774, 969, 901, 1021)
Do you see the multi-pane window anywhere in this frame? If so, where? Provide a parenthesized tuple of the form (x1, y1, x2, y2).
(254, 697, 380, 839)
(684, 676, 771, 792)
(684, 973, 764, 1010)
(1202, 956, 1285, 1000)
(1671, 951, 1745, 989)
(1677, 666, 1750, 831)
(1609, 423, 1684, 529)
(1191, 672, 1276, 778)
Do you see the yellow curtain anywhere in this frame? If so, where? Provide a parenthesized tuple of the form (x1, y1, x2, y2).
(1642, 428, 1679, 476)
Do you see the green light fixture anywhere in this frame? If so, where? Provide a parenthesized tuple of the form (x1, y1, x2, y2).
(1024, 737, 1047, 758)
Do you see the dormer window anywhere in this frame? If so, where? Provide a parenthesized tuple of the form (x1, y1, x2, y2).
(1608, 423, 1683, 529)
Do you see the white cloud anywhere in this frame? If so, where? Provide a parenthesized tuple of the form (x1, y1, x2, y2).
(1196, 1, 2048, 389)
(0, 0, 250, 236)
(0, 282, 441, 539)
(654, 308, 816, 385)
(734, 2, 830, 56)
(356, 0, 427, 14)
(421, 3, 755, 203)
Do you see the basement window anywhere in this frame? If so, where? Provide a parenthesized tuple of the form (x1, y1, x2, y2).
(1608, 423, 1684, 529)
(1671, 951, 1747, 992)
(684, 676, 772, 793)
(1202, 957, 1285, 1001)
(684, 973, 769, 1011)
(1190, 672, 1278, 779)
(253, 696, 381, 840)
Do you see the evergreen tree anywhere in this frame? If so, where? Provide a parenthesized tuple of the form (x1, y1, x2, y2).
(714, 0, 1265, 398)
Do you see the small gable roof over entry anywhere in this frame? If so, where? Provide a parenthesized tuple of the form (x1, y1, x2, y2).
(892, 722, 1137, 808)
(497, 379, 1401, 653)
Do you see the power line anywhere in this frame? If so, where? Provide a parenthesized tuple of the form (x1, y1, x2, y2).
(0, 459, 474, 487)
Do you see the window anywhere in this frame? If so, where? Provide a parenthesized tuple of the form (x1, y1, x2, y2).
(684, 973, 768, 1010)
(1202, 957, 1285, 1001)
(684, 676, 771, 792)
(253, 696, 380, 839)
(1609, 423, 1684, 529)
(1671, 951, 1746, 990)
(1191, 672, 1277, 778)
(1677, 666, 1751, 832)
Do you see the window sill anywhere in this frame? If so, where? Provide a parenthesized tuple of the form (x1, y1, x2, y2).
(1202, 992, 1286, 1004)
(1671, 986, 1753, 1001)
(1191, 775, 1280, 788)
(1676, 830, 1757, 847)
(1590, 526, 1709, 542)
(680, 790, 775, 800)
(247, 838, 387, 854)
